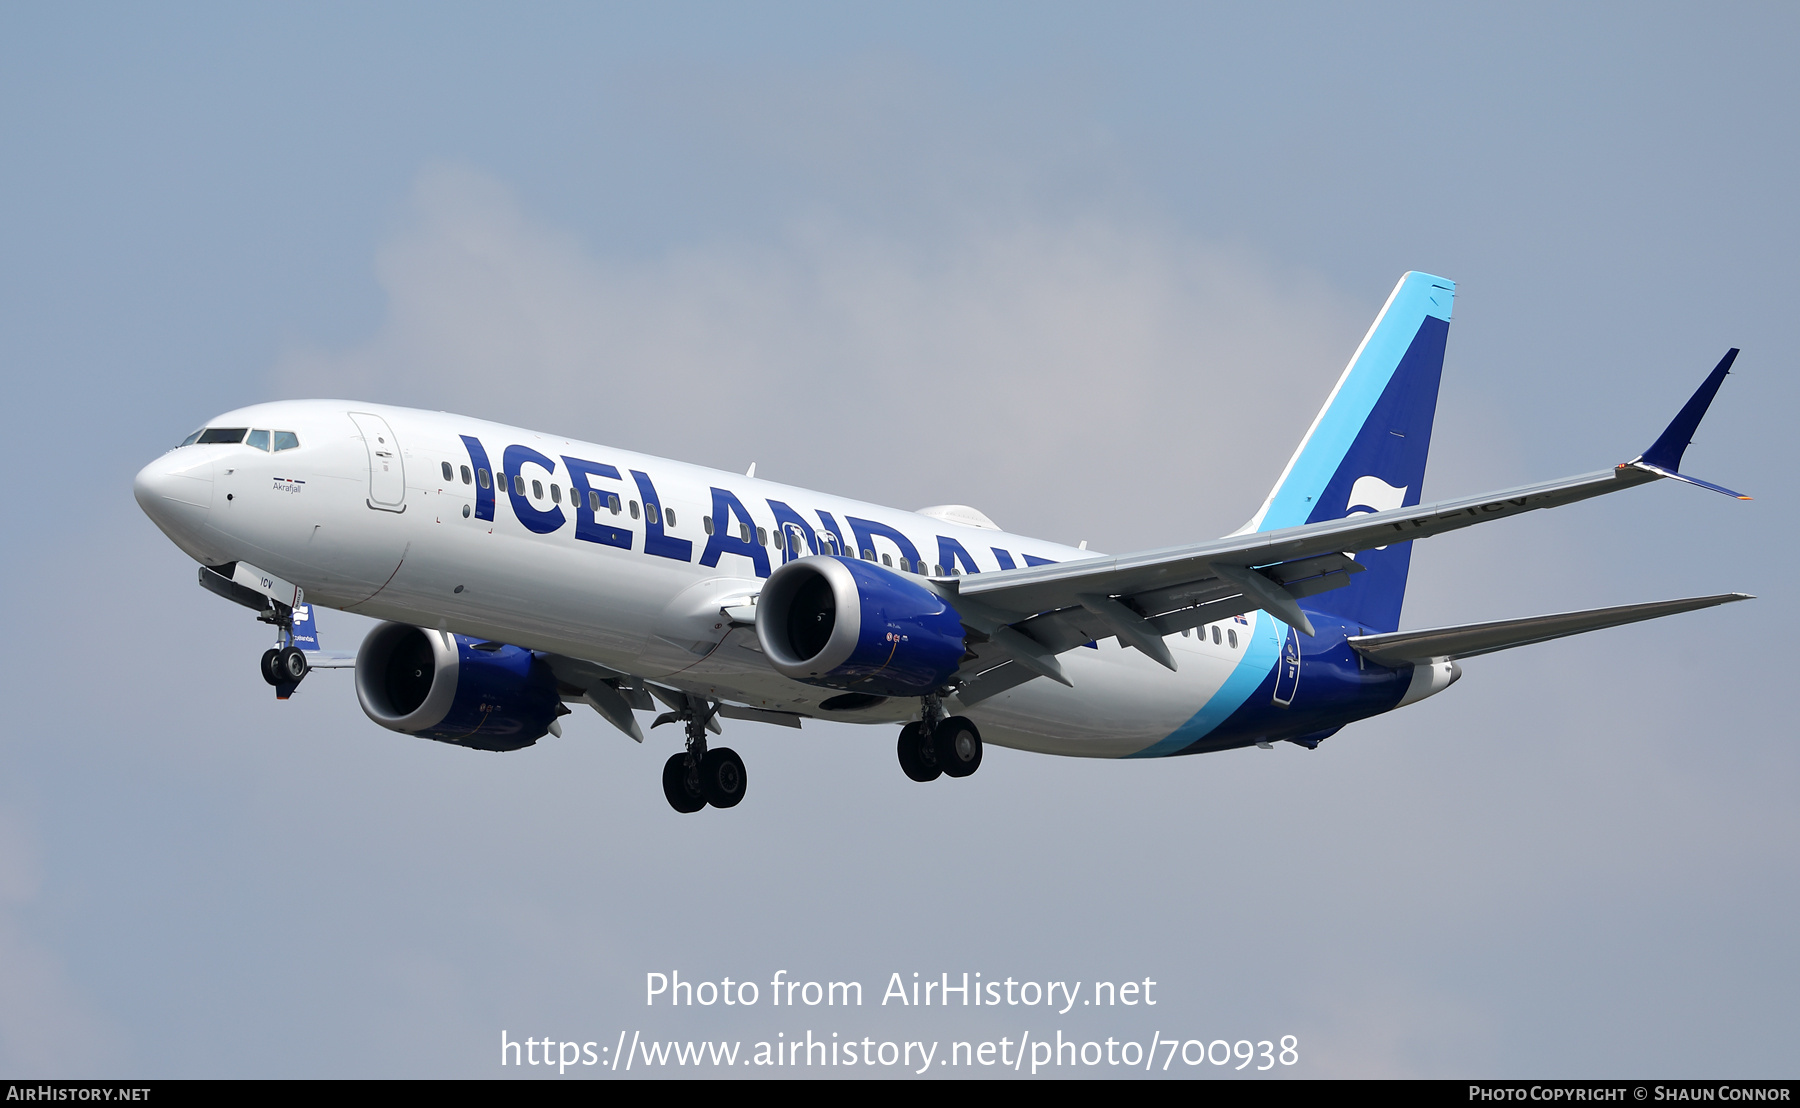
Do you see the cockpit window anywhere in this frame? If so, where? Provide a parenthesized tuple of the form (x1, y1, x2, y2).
(179, 430, 203, 447)
(196, 427, 248, 445)
(246, 430, 271, 451)
(273, 431, 300, 451)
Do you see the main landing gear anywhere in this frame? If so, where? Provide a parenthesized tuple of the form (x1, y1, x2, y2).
(897, 694, 983, 783)
(655, 697, 747, 814)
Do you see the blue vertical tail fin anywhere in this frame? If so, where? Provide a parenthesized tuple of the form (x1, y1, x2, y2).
(1237, 272, 1455, 633)
(291, 602, 321, 652)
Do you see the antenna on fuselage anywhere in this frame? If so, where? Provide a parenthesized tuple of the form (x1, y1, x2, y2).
(746, 462, 756, 478)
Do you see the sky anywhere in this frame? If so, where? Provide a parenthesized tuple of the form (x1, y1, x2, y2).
(1, 2, 1795, 1078)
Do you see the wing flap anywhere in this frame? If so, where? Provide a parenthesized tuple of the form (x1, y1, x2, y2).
(1347, 593, 1752, 666)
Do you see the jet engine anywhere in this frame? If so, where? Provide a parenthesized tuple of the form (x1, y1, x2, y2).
(755, 556, 966, 697)
(354, 622, 562, 751)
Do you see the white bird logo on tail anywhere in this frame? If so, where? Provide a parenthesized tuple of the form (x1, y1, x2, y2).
(1346, 475, 1408, 553)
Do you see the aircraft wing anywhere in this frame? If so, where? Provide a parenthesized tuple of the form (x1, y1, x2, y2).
(941, 466, 1666, 700)
(940, 351, 1748, 699)
(955, 464, 1658, 622)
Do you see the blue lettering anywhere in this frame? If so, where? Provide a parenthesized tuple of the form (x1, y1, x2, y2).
(631, 470, 693, 563)
(815, 510, 850, 557)
(767, 500, 820, 563)
(936, 536, 981, 574)
(562, 455, 631, 550)
(849, 516, 923, 569)
(460, 435, 495, 522)
(503, 445, 565, 535)
(1022, 554, 1058, 567)
(990, 547, 1017, 570)
(700, 487, 769, 577)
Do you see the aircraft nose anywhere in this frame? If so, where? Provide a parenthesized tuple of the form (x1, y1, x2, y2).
(134, 450, 214, 536)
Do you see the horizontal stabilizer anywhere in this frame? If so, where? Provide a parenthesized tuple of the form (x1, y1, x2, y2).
(1348, 593, 1752, 666)
(302, 651, 357, 669)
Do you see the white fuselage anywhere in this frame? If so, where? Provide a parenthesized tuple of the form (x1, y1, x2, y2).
(136, 400, 1281, 757)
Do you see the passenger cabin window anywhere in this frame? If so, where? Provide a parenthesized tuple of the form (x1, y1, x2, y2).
(1211, 626, 1221, 644)
(440, 461, 453, 481)
(273, 431, 299, 451)
(514, 475, 526, 495)
(460, 465, 472, 484)
(246, 430, 270, 451)
(773, 530, 785, 551)
(589, 491, 601, 513)
(703, 515, 715, 535)
(531, 479, 544, 499)
(739, 523, 751, 542)
(197, 427, 248, 445)
(1228, 629, 1238, 649)
(630, 500, 640, 519)
(757, 527, 767, 546)
(881, 553, 892, 567)
(646, 504, 659, 525)
(551, 484, 562, 504)
(608, 494, 621, 515)
(933, 564, 944, 576)
(665, 508, 677, 527)
(478, 468, 491, 489)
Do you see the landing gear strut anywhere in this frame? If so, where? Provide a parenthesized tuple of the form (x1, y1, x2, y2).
(256, 608, 307, 698)
(897, 693, 982, 782)
(655, 696, 748, 813)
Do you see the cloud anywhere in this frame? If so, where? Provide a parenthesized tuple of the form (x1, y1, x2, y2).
(277, 165, 1369, 551)
(0, 808, 127, 1074)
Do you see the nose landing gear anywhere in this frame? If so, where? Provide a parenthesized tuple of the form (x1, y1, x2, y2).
(255, 612, 308, 699)
(261, 645, 309, 687)
(896, 694, 983, 783)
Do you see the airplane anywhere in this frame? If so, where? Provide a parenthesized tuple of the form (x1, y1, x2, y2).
(134, 271, 1752, 813)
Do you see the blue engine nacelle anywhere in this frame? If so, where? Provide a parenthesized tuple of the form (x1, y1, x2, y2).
(354, 622, 562, 751)
(755, 556, 967, 697)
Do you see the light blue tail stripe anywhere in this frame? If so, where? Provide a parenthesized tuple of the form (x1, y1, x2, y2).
(1253, 272, 1454, 532)
(1128, 612, 1282, 758)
